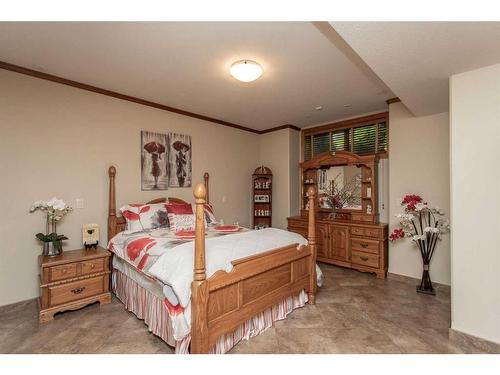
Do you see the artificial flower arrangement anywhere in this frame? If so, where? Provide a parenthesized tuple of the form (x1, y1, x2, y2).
(30, 198, 73, 256)
(390, 194, 450, 295)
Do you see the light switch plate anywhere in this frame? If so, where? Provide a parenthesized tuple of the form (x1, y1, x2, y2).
(76, 198, 85, 209)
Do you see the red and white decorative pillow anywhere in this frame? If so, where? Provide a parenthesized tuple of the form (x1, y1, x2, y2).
(120, 203, 169, 233)
(166, 203, 196, 232)
(166, 203, 216, 232)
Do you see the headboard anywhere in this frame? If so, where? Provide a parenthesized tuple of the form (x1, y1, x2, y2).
(107, 166, 210, 242)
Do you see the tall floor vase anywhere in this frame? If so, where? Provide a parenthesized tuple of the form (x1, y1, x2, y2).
(417, 262, 435, 295)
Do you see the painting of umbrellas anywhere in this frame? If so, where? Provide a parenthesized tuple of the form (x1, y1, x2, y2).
(168, 133, 192, 187)
(141, 131, 169, 190)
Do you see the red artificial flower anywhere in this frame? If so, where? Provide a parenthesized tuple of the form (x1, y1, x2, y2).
(389, 228, 405, 241)
(402, 194, 423, 211)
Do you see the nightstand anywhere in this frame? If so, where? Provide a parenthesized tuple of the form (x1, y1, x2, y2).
(38, 246, 112, 323)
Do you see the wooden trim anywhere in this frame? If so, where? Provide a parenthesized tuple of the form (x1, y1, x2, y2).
(0, 60, 261, 134)
(259, 124, 301, 134)
(302, 112, 388, 136)
(386, 97, 401, 105)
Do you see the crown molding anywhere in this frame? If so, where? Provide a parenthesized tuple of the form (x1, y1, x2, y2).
(386, 97, 401, 105)
(0, 60, 265, 134)
(259, 124, 301, 134)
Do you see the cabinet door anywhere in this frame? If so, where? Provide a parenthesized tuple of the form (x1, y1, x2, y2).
(329, 226, 349, 261)
(316, 223, 330, 258)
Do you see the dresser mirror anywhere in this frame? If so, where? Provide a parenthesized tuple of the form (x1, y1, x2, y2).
(317, 165, 362, 210)
(300, 150, 379, 223)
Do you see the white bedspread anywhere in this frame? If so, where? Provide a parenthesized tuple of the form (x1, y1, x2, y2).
(148, 228, 308, 308)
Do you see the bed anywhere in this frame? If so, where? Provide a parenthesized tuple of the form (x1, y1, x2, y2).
(107, 165, 317, 354)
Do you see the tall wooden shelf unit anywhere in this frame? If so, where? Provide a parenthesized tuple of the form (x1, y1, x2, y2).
(252, 166, 272, 229)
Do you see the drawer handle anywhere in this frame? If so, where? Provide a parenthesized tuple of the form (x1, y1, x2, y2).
(90, 264, 95, 269)
(62, 269, 67, 273)
(360, 256, 369, 261)
(71, 287, 86, 294)
(361, 243, 369, 248)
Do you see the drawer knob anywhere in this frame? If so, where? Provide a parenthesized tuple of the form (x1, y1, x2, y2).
(361, 243, 368, 248)
(71, 287, 86, 294)
(62, 269, 67, 273)
(90, 264, 95, 268)
(360, 256, 369, 261)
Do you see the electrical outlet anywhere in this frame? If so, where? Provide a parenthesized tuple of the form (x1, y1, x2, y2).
(222, 196, 227, 203)
(76, 198, 85, 209)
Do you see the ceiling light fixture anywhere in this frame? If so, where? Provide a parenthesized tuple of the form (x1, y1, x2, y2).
(230, 60, 263, 82)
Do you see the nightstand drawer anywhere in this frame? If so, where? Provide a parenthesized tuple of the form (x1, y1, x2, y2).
(48, 275, 104, 307)
(50, 263, 77, 282)
(80, 258, 104, 276)
(351, 251, 379, 268)
(351, 238, 379, 254)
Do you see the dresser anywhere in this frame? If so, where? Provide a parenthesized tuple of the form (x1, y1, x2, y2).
(38, 247, 112, 323)
(287, 216, 388, 278)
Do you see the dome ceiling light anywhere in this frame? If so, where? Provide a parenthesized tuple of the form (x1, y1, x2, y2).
(230, 60, 263, 83)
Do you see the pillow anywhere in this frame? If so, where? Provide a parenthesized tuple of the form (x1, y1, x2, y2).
(166, 203, 196, 232)
(166, 203, 214, 232)
(120, 203, 169, 233)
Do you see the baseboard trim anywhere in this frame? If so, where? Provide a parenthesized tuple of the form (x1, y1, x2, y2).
(387, 272, 450, 288)
(0, 297, 38, 314)
(449, 328, 500, 353)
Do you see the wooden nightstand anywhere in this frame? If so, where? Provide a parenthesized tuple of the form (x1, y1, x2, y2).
(38, 246, 112, 323)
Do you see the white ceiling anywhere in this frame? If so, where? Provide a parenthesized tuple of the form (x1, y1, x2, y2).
(331, 22, 500, 116)
(0, 22, 392, 131)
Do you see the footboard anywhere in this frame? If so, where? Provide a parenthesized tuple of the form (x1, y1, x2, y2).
(190, 183, 317, 354)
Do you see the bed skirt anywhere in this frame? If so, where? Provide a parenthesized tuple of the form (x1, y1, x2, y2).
(112, 269, 308, 354)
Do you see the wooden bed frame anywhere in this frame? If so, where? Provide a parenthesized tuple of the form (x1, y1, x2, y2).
(107, 165, 317, 354)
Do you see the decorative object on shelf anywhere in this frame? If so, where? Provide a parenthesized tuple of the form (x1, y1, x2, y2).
(82, 223, 99, 250)
(389, 194, 450, 295)
(30, 198, 73, 257)
(141, 131, 192, 190)
(252, 166, 272, 228)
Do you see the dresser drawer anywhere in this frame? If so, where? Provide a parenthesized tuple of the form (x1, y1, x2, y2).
(351, 238, 379, 254)
(50, 263, 77, 282)
(80, 258, 104, 276)
(350, 227, 365, 236)
(351, 251, 379, 268)
(48, 275, 104, 307)
(364, 228, 380, 238)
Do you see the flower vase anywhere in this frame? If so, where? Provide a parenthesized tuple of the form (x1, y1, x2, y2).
(417, 262, 435, 295)
(42, 241, 63, 257)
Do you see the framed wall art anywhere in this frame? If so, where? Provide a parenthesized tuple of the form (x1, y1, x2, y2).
(141, 130, 169, 190)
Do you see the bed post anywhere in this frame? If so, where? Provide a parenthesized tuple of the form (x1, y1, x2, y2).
(204, 172, 210, 204)
(307, 186, 317, 305)
(191, 182, 209, 354)
(108, 166, 117, 242)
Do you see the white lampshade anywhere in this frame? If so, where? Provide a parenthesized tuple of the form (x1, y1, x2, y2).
(230, 60, 263, 82)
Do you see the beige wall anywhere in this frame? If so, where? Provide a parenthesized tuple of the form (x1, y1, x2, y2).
(258, 128, 300, 229)
(0, 70, 261, 306)
(450, 64, 500, 344)
(388, 102, 451, 285)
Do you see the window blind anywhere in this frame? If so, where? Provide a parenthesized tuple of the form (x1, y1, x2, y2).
(313, 133, 329, 156)
(303, 120, 388, 159)
(304, 136, 312, 161)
